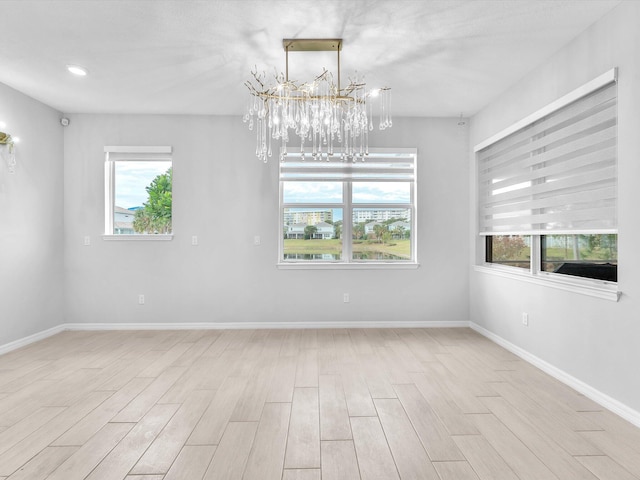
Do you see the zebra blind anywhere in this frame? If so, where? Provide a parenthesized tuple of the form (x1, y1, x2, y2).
(476, 76, 617, 236)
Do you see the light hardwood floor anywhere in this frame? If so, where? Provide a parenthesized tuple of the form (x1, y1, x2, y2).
(0, 327, 639, 479)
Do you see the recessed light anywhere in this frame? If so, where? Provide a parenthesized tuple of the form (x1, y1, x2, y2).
(66, 64, 88, 76)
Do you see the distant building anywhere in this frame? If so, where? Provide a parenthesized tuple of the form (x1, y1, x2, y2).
(364, 220, 410, 237)
(285, 221, 334, 240)
(114, 206, 136, 234)
(284, 209, 333, 225)
(314, 222, 334, 239)
(389, 220, 410, 238)
(285, 223, 306, 239)
(352, 209, 410, 224)
(365, 222, 383, 235)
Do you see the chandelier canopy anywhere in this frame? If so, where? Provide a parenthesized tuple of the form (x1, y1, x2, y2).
(243, 39, 392, 163)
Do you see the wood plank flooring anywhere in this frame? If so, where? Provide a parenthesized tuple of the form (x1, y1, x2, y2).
(0, 327, 639, 479)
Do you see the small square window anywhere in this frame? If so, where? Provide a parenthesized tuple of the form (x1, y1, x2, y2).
(105, 146, 172, 236)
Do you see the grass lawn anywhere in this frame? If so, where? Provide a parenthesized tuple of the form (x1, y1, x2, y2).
(543, 246, 616, 262)
(284, 239, 342, 253)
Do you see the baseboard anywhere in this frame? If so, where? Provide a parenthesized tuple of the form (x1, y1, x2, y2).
(0, 324, 66, 356)
(60, 320, 470, 331)
(470, 322, 640, 429)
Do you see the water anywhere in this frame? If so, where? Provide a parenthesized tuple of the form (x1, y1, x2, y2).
(283, 251, 405, 261)
(353, 252, 405, 260)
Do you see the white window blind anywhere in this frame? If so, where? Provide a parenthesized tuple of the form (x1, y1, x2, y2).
(476, 74, 617, 236)
(280, 150, 416, 182)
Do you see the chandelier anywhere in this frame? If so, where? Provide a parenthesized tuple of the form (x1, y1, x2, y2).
(243, 39, 391, 163)
(0, 129, 17, 174)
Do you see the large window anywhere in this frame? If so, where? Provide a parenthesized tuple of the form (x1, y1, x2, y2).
(104, 146, 173, 237)
(476, 69, 618, 285)
(279, 149, 416, 266)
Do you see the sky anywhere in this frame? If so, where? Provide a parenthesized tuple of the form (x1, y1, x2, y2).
(115, 161, 171, 209)
(114, 166, 408, 217)
(283, 181, 411, 222)
(282, 181, 410, 204)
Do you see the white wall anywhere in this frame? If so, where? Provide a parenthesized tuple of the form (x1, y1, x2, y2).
(63, 115, 469, 326)
(0, 83, 64, 345)
(470, 1, 640, 412)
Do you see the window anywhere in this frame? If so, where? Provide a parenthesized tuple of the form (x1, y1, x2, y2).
(486, 235, 530, 270)
(279, 149, 416, 266)
(541, 234, 617, 281)
(104, 146, 173, 237)
(476, 69, 617, 286)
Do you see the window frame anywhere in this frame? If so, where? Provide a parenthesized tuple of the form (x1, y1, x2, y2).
(278, 148, 418, 269)
(103, 145, 173, 241)
(483, 234, 618, 281)
(540, 234, 617, 282)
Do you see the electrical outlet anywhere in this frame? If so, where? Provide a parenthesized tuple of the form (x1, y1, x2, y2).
(138, 294, 145, 305)
(522, 312, 529, 326)
(343, 293, 350, 303)
(191, 235, 198, 246)
(83, 236, 91, 246)
(254, 235, 261, 246)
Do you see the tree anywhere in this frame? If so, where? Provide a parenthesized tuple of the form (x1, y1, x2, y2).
(373, 224, 388, 244)
(602, 234, 617, 259)
(492, 235, 527, 261)
(133, 208, 152, 233)
(333, 222, 342, 239)
(133, 167, 172, 234)
(304, 225, 318, 240)
(353, 223, 365, 240)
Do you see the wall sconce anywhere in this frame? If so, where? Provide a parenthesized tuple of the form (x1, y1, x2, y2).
(0, 127, 18, 174)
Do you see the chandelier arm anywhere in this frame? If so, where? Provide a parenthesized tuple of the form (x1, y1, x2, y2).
(249, 67, 267, 91)
(312, 69, 330, 84)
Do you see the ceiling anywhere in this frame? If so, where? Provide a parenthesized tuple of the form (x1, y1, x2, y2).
(0, 0, 621, 117)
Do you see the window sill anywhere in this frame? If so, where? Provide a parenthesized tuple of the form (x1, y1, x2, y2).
(278, 262, 419, 270)
(102, 234, 173, 241)
(473, 264, 620, 302)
